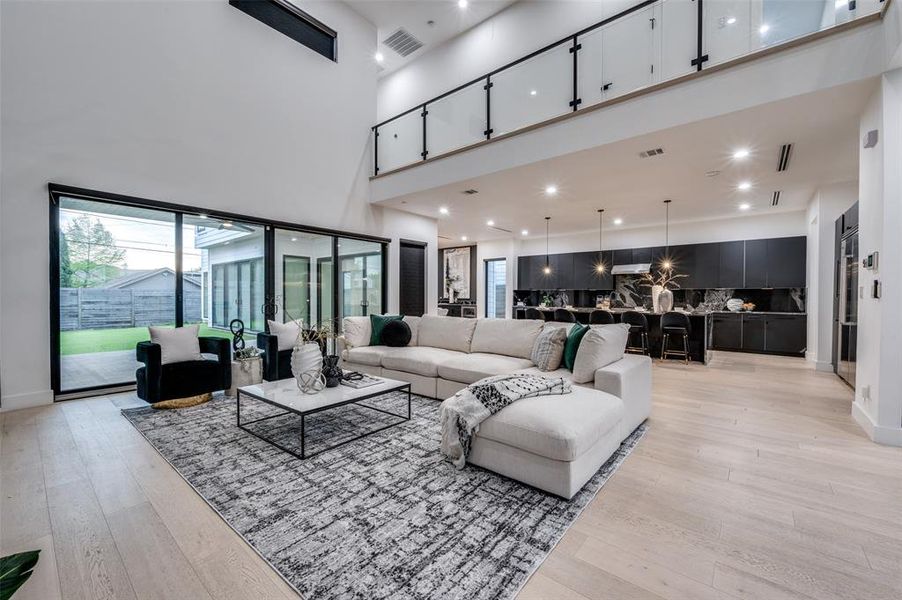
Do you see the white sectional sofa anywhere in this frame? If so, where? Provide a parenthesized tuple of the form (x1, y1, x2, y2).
(340, 315, 652, 499)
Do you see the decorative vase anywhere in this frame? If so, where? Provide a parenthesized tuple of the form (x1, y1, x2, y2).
(291, 342, 324, 394)
(651, 284, 664, 313)
(323, 355, 342, 388)
(659, 288, 674, 312)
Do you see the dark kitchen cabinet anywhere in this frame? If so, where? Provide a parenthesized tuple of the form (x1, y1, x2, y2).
(633, 247, 653, 264)
(517, 256, 533, 290)
(692, 243, 720, 289)
(767, 237, 806, 288)
(613, 248, 633, 266)
(712, 314, 742, 350)
(744, 239, 769, 288)
(765, 314, 807, 354)
(550, 253, 574, 289)
(718, 241, 745, 288)
(742, 314, 767, 352)
(572, 251, 613, 290)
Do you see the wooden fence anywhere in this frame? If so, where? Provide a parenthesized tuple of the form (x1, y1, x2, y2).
(60, 288, 201, 331)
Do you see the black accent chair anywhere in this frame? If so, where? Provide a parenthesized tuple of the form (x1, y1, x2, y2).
(136, 337, 231, 403)
(621, 311, 650, 356)
(589, 309, 615, 325)
(525, 307, 546, 321)
(661, 311, 692, 364)
(553, 308, 576, 323)
(257, 329, 325, 381)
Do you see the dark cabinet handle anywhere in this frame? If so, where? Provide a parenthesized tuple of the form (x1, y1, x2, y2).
(602, 82, 613, 91)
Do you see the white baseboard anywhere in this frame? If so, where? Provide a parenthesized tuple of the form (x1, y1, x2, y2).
(814, 360, 834, 373)
(0, 388, 54, 412)
(852, 402, 902, 447)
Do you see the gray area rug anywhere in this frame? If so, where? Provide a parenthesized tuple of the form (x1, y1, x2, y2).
(122, 391, 646, 600)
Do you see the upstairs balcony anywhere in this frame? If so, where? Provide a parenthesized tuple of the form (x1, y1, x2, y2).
(370, 0, 885, 179)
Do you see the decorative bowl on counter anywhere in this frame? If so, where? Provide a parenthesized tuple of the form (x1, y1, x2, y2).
(742, 302, 756, 311)
(726, 299, 744, 312)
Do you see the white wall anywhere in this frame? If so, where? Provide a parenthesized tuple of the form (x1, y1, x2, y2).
(804, 181, 858, 371)
(514, 210, 807, 256)
(0, 0, 437, 410)
(853, 69, 902, 445)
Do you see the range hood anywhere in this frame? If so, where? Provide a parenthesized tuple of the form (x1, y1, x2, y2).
(611, 263, 652, 275)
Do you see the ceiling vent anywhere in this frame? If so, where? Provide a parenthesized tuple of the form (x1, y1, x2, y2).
(461, 189, 479, 195)
(438, 234, 454, 241)
(771, 191, 781, 207)
(639, 148, 665, 158)
(382, 28, 423, 57)
(489, 225, 512, 233)
(777, 143, 793, 171)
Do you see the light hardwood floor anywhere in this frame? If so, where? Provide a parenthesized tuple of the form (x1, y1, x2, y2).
(2, 352, 900, 600)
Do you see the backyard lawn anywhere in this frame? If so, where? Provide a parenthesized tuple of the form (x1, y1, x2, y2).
(60, 325, 234, 355)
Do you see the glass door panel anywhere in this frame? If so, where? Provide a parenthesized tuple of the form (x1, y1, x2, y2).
(275, 229, 334, 329)
(339, 239, 384, 319)
(58, 197, 176, 392)
(485, 259, 507, 319)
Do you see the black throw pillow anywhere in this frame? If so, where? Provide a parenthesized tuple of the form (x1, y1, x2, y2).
(380, 319, 411, 347)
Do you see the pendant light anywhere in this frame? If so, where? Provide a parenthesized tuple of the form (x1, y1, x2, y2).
(595, 209, 606, 273)
(661, 199, 673, 271)
(543, 216, 552, 275)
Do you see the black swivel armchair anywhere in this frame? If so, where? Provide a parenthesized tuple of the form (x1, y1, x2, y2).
(136, 337, 231, 403)
(257, 329, 325, 381)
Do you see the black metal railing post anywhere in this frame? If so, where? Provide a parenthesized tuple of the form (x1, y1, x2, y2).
(372, 126, 379, 176)
(421, 104, 428, 160)
(690, 0, 708, 71)
(569, 35, 582, 112)
(484, 75, 493, 139)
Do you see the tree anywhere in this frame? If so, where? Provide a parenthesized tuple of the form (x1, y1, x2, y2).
(59, 231, 73, 288)
(64, 215, 125, 287)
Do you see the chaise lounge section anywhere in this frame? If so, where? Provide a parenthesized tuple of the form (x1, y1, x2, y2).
(340, 315, 652, 498)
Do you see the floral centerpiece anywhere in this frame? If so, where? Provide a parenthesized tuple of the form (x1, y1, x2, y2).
(639, 262, 686, 313)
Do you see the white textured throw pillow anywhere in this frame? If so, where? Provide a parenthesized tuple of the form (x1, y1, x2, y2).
(571, 324, 630, 384)
(342, 316, 371, 348)
(530, 326, 567, 371)
(149, 325, 203, 365)
(268, 319, 303, 351)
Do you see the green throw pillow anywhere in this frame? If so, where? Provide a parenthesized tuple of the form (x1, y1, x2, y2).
(370, 314, 402, 345)
(563, 322, 589, 371)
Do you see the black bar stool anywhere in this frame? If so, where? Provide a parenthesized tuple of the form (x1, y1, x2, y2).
(553, 308, 576, 323)
(661, 311, 691, 364)
(621, 311, 649, 356)
(525, 307, 545, 320)
(589, 309, 615, 324)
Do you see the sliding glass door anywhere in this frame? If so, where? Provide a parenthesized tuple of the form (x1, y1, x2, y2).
(50, 186, 388, 397)
(56, 197, 177, 392)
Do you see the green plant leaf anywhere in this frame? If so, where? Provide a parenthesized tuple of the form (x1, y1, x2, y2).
(0, 550, 40, 600)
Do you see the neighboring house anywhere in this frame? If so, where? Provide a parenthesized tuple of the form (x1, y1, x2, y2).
(99, 268, 201, 291)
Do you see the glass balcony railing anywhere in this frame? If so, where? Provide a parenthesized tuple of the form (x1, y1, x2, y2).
(371, 0, 883, 176)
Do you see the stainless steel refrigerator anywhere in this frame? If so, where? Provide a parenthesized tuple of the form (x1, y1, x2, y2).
(835, 230, 858, 387)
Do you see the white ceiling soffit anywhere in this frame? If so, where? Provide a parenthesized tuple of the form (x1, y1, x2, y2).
(346, 0, 516, 76)
(375, 79, 875, 243)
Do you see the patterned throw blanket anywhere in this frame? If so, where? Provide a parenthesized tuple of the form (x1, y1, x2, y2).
(439, 374, 572, 469)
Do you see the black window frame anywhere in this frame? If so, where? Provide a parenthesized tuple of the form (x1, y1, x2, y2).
(230, 0, 338, 62)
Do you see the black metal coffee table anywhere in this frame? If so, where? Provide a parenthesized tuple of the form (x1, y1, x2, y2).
(236, 375, 411, 459)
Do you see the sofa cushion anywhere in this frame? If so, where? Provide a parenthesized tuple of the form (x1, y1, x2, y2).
(403, 316, 421, 346)
(370, 314, 402, 345)
(563, 322, 589, 370)
(381, 346, 467, 377)
(345, 346, 395, 367)
(149, 325, 202, 365)
(530, 326, 567, 371)
(572, 324, 630, 384)
(437, 353, 535, 385)
(417, 315, 478, 353)
(343, 316, 371, 348)
(477, 386, 624, 462)
(267, 319, 303, 351)
(470, 318, 544, 360)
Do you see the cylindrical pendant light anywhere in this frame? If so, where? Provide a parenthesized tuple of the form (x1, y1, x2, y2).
(661, 199, 673, 271)
(543, 216, 552, 275)
(596, 209, 606, 273)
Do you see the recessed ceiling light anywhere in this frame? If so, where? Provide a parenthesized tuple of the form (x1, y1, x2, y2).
(726, 16, 737, 25)
(739, 203, 751, 211)
(759, 24, 770, 35)
(732, 148, 750, 159)
(486, 219, 495, 226)
(545, 185, 558, 195)
(529, 90, 537, 96)
(439, 206, 449, 215)
(374, 51, 384, 63)
(521, 229, 529, 236)
(458, 0, 468, 8)
(461, 235, 468, 241)
(738, 181, 752, 191)
(291, 237, 298, 242)
(613, 218, 623, 225)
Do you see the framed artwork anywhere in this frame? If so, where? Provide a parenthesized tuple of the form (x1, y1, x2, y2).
(443, 247, 471, 300)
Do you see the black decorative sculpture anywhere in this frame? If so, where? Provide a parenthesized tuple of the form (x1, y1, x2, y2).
(229, 319, 246, 352)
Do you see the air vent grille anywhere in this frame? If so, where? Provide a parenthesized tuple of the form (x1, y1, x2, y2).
(639, 148, 665, 158)
(383, 28, 423, 57)
(772, 191, 781, 206)
(461, 189, 479, 195)
(777, 143, 793, 171)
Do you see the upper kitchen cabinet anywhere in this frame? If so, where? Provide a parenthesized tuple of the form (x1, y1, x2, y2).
(572, 251, 614, 290)
(767, 237, 806, 288)
(549, 253, 574, 289)
(613, 248, 634, 266)
(718, 241, 745, 288)
(744, 239, 769, 288)
(690, 243, 720, 289)
(516, 256, 533, 290)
